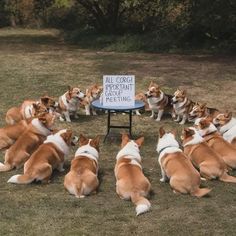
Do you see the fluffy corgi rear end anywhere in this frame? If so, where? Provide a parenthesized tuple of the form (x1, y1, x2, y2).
(64, 134, 100, 198)
(115, 134, 151, 216)
(157, 127, 211, 197)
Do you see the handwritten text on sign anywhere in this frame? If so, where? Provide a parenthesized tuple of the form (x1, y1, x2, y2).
(103, 75, 135, 107)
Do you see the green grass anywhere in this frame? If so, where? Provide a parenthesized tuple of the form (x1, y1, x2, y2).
(0, 28, 236, 236)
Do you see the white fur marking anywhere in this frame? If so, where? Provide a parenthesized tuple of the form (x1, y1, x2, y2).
(31, 118, 51, 136)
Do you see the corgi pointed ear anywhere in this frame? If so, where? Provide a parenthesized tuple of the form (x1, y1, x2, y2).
(121, 133, 130, 147)
(182, 90, 187, 96)
(40, 96, 49, 105)
(171, 129, 177, 137)
(79, 134, 88, 145)
(200, 103, 207, 109)
(159, 127, 166, 138)
(135, 136, 144, 147)
(226, 111, 232, 119)
(61, 130, 73, 144)
(32, 103, 38, 110)
(68, 85, 73, 92)
(149, 81, 154, 87)
(38, 114, 47, 124)
(90, 135, 100, 148)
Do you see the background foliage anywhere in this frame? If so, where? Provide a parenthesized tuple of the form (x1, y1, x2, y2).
(0, 0, 235, 52)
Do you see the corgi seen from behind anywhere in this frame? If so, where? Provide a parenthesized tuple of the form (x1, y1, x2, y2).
(64, 134, 100, 198)
(182, 127, 236, 183)
(0, 112, 56, 172)
(8, 129, 73, 184)
(195, 117, 236, 169)
(213, 112, 236, 146)
(145, 81, 172, 121)
(114, 134, 151, 216)
(156, 127, 211, 197)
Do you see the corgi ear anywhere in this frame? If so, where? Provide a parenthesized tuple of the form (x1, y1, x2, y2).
(40, 96, 49, 105)
(182, 90, 187, 96)
(38, 115, 47, 124)
(32, 103, 38, 110)
(61, 130, 73, 144)
(225, 111, 232, 119)
(121, 133, 130, 147)
(149, 81, 154, 87)
(171, 129, 177, 137)
(159, 127, 166, 138)
(90, 135, 100, 148)
(135, 136, 144, 147)
(200, 103, 207, 109)
(79, 134, 88, 146)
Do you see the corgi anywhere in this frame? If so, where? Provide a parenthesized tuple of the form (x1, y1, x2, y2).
(172, 89, 195, 124)
(64, 134, 100, 198)
(58, 86, 85, 122)
(0, 119, 31, 151)
(81, 84, 103, 115)
(145, 81, 172, 121)
(182, 127, 236, 183)
(156, 127, 211, 197)
(114, 134, 151, 216)
(0, 112, 55, 172)
(195, 117, 236, 169)
(5, 96, 57, 125)
(213, 112, 236, 146)
(188, 102, 219, 122)
(134, 92, 150, 116)
(7, 129, 73, 184)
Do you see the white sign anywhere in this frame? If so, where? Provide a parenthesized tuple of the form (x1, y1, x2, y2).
(102, 75, 135, 107)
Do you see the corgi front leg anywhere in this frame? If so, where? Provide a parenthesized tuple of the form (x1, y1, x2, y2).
(63, 111, 71, 122)
(156, 110, 164, 121)
(135, 109, 141, 116)
(85, 104, 91, 116)
(174, 115, 181, 122)
(92, 108, 97, 115)
(150, 110, 155, 118)
(179, 114, 187, 125)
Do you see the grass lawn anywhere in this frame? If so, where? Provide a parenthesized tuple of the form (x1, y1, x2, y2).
(0, 28, 236, 236)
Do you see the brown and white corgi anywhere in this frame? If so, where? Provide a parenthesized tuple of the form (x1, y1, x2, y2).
(64, 134, 100, 198)
(182, 127, 236, 183)
(114, 134, 151, 216)
(0, 112, 55, 172)
(156, 127, 211, 197)
(5, 96, 58, 125)
(172, 89, 195, 125)
(134, 92, 150, 116)
(0, 119, 31, 151)
(188, 102, 219, 122)
(80, 84, 103, 115)
(195, 117, 236, 169)
(7, 129, 73, 184)
(213, 112, 236, 146)
(145, 81, 172, 121)
(58, 86, 85, 122)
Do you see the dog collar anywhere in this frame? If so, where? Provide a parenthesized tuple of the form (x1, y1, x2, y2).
(158, 145, 179, 155)
(202, 130, 217, 138)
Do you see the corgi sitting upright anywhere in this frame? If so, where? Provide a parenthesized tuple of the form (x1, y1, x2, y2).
(5, 96, 57, 125)
(182, 127, 236, 183)
(213, 112, 236, 146)
(58, 86, 85, 122)
(171, 89, 195, 125)
(145, 81, 172, 121)
(195, 117, 236, 169)
(0, 112, 55, 172)
(188, 102, 219, 122)
(64, 134, 100, 198)
(114, 133, 151, 216)
(8, 129, 73, 184)
(156, 127, 211, 197)
(81, 84, 103, 115)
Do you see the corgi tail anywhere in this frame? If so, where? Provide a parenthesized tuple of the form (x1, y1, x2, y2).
(8, 174, 34, 184)
(219, 172, 236, 183)
(131, 192, 151, 216)
(191, 187, 211, 198)
(0, 162, 13, 172)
